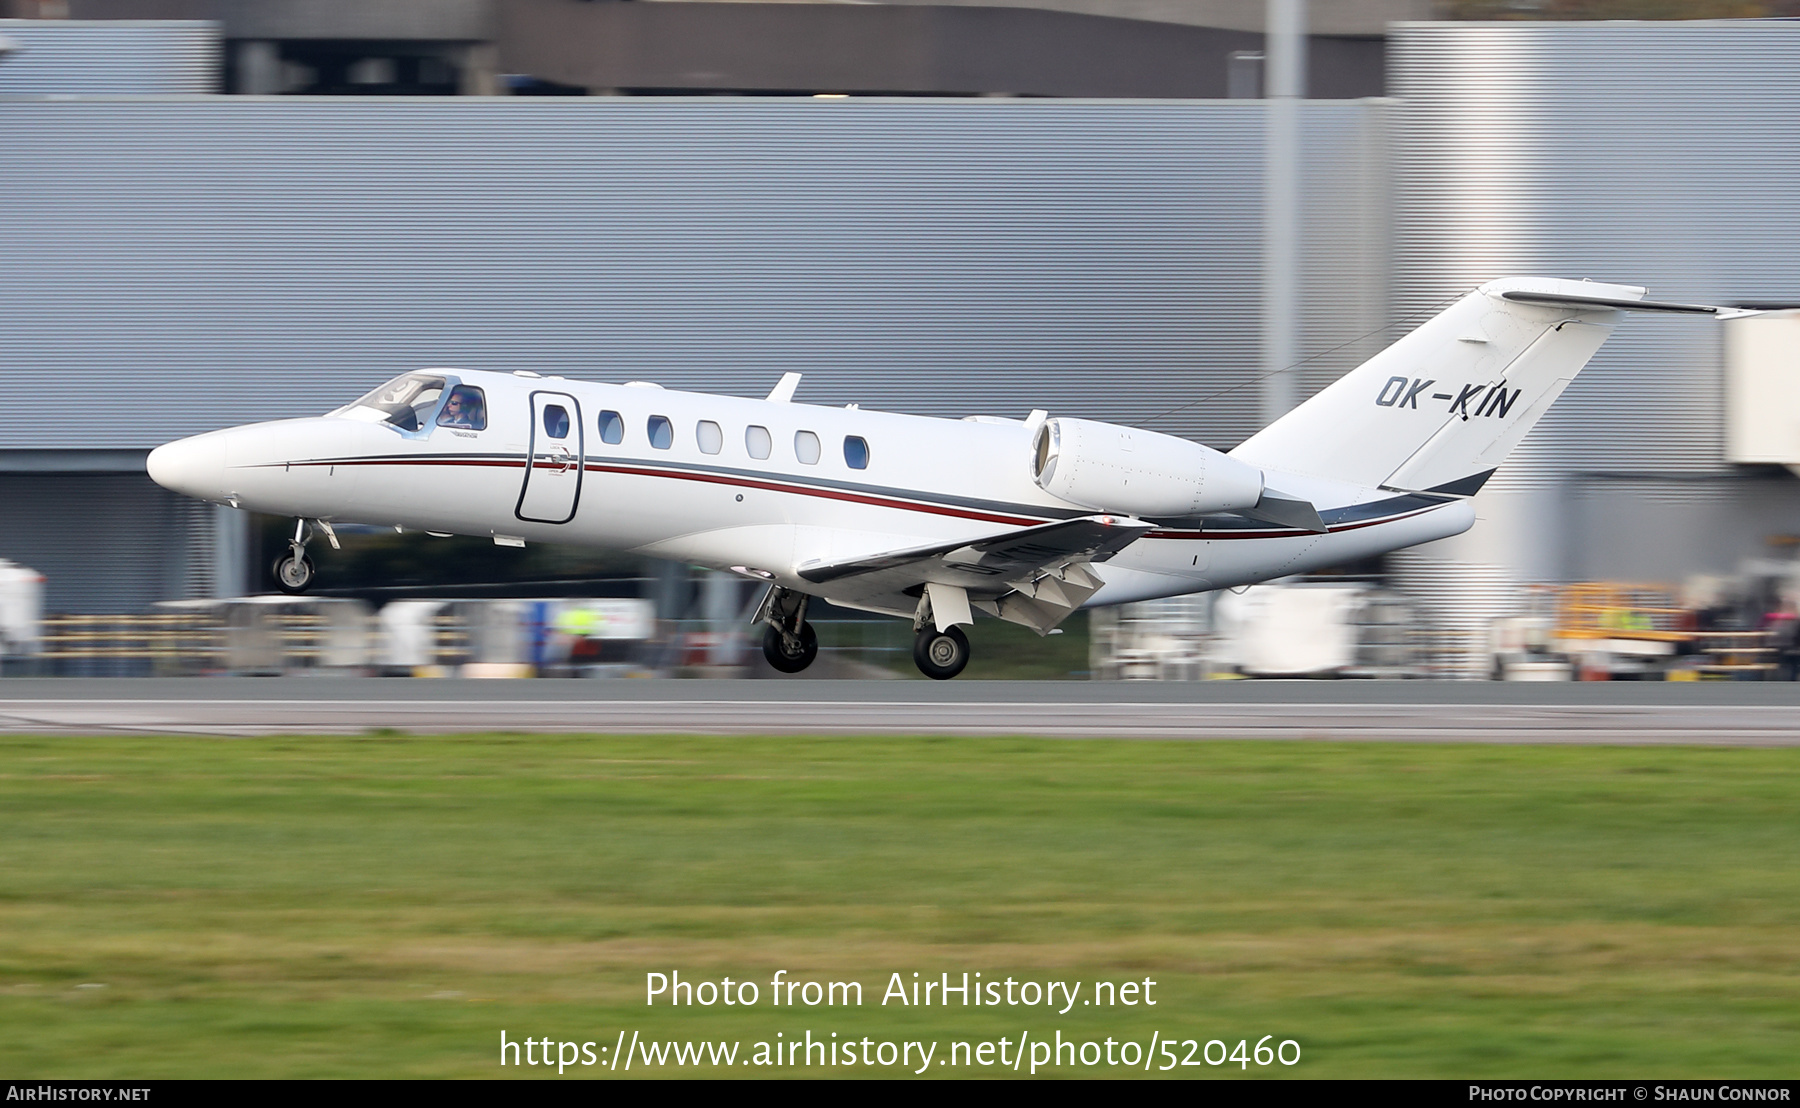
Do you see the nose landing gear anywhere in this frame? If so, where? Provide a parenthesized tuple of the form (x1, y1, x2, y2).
(271, 518, 338, 595)
(272, 549, 315, 594)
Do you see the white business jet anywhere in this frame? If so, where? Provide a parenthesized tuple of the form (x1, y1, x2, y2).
(146, 278, 1746, 678)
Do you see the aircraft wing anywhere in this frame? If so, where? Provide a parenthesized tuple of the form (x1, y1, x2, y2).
(796, 514, 1151, 587)
(795, 514, 1152, 634)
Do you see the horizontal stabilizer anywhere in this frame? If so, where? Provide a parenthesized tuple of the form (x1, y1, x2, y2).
(1237, 490, 1327, 533)
(1498, 290, 1754, 318)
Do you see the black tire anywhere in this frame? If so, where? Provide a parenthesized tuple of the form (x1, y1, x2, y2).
(272, 552, 315, 595)
(913, 624, 971, 680)
(762, 621, 819, 674)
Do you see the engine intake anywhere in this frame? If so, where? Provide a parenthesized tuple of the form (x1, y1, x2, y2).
(1031, 417, 1265, 518)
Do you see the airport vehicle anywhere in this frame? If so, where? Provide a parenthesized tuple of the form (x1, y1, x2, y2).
(147, 278, 1748, 679)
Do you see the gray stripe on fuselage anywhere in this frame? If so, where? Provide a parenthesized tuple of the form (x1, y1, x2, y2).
(297, 451, 1457, 536)
(301, 450, 1079, 523)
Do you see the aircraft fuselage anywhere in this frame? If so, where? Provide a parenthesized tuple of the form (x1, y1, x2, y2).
(148, 367, 1473, 619)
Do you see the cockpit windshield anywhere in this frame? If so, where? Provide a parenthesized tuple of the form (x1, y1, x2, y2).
(330, 373, 448, 431)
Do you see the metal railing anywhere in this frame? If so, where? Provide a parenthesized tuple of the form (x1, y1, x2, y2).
(17, 610, 909, 678)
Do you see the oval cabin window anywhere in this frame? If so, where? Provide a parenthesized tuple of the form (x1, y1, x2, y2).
(745, 425, 772, 460)
(598, 410, 624, 445)
(696, 421, 723, 455)
(543, 405, 570, 439)
(648, 415, 673, 450)
(844, 436, 869, 470)
(794, 430, 821, 465)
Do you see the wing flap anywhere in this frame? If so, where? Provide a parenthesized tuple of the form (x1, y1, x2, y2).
(796, 514, 1150, 588)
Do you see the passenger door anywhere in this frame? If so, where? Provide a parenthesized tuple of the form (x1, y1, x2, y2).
(516, 392, 584, 524)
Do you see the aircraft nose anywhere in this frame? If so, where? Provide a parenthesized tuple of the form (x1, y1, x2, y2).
(146, 433, 229, 502)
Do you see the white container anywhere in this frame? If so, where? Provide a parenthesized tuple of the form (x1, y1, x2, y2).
(1725, 311, 1800, 471)
(379, 600, 447, 670)
(456, 600, 532, 666)
(1212, 584, 1363, 677)
(0, 559, 45, 657)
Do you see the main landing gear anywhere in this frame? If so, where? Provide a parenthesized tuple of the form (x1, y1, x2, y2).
(757, 586, 818, 674)
(913, 625, 970, 680)
(271, 518, 338, 595)
(911, 584, 972, 680)
(754, 585, 976, 679)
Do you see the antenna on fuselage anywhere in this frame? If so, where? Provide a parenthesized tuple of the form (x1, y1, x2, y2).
(766, 373, 802, 403)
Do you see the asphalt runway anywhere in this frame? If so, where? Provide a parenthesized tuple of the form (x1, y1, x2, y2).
(3, 678, 1800, 742)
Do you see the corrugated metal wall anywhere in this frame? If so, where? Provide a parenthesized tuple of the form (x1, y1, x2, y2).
(0, 472, 210, 613)
(1389, 21, 1800, 674)
(1392, 20, 1800, 489)
(0, 96, 1386, 453)
(0, 20, 218, 94)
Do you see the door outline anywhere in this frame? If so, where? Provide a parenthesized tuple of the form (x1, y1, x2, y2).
(515, 390, 585, 524)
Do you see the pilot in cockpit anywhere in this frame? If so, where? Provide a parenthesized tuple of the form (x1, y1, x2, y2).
(437, 386, 487, 431)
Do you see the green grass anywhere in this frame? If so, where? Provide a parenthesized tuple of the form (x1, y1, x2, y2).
(1, 735, 1797, 1077)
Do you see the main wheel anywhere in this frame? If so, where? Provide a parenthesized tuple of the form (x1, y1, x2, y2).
(272, 551, 315, 595)
(762, 621, 818, 673)
(913, 625, 971, 680)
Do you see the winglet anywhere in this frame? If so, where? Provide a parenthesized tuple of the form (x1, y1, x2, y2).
(766, 372, 802, 403)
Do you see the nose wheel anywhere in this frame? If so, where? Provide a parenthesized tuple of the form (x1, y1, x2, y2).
(913, 625, 970, 680)
(271, 518, 335, 595)
(272, 550, 315, 594)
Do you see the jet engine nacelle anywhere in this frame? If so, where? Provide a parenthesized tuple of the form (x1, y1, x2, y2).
(1031, 417, 1265, 518)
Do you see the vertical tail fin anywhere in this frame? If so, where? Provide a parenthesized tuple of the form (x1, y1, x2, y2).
(1230, 278, 1648, 493)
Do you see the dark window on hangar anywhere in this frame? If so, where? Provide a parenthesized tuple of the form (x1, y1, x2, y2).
(648, 415, 674, 450)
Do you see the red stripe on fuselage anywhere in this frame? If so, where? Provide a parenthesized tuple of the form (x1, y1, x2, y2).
(277, 455, 1046, 527)
(581, 460, 1047, 527)
(271, 456, 1440, 539)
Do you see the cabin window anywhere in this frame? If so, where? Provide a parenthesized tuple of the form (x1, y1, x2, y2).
(795, 430, 821, 465)
(696, 420, 723, 455)
(332, 373, 445, 432)
(844, 435, 869, 470)
(597, 409, 624, 445)
(745, 425, 772, 460)
(648, 415, 674, 450)
(542, 405, 571, 440)
(436, 385, 487, 431)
